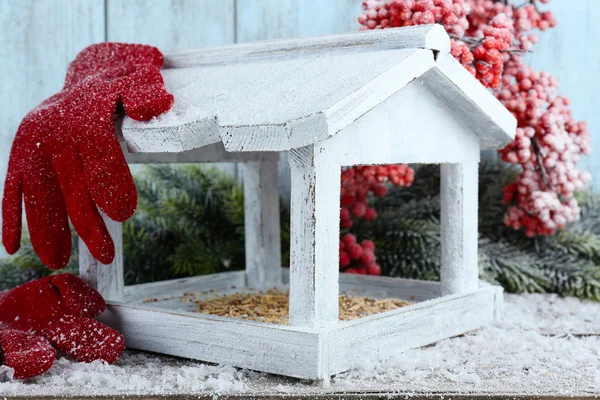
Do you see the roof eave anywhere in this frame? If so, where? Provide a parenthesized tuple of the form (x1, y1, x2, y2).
(422, 52, 517, 150)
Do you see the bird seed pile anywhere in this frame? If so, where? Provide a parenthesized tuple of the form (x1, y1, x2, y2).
(181, 288, 412, 324)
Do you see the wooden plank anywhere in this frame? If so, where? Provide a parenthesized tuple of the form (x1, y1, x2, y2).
(0, 0, 104, 257)
(106, 0, 237, 175)
(124, 142, 266, 163)
(315, 79, 481, 166)
(288, 146, 340, 328)
(524, 0, 600, 191)
(122, 47, 424, 153)
(106, 0, 234, 49)
(235, 0, 363, 199)
(164, 25, 450, 68)
(243, 158, 282, 289)
(79, 214, 124, 302)
(235, 0, 363, 42)
(324, 286, 503, 376)
(123, 271, 246, 302)
(282, 268, 442, 302)
(99, 303, 321, 379)
(424, 52, 516, 149)
(122, 46, 514, 154)
(440, 161, 479, 295)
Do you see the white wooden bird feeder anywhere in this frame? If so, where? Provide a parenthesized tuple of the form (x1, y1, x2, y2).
(79, 25, 516, 380)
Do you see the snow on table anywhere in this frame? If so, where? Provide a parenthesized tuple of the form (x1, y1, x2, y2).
(1, 293, 599, 398)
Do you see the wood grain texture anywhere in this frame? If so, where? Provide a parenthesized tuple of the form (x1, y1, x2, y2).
(99, 303, 321, 379)
(106, 0, 234, 49)
(124, 271, 246, 302)
(243, 157, 282, 289)
(236, 0, 363, 42)
(282, 268, 443, 302)
(0, 0, 105, 257)
(79, 214, 124, 302)
(106, 0, 237, 175)
(124, 142, 265, 163)
(163, 25, 450, 68)
(323, 286, 502, 376)
(524, 1, 600, 191)
(122, 40, 514, 154)
(235, 0, 363, 199)
(440, 162, 479, 295)
(315, 79, 481, 166)
(424, 52, 516, 149)
(288, 147, 341, 328)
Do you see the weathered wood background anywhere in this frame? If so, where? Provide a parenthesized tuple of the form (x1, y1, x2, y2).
(0, 0, 597, 258)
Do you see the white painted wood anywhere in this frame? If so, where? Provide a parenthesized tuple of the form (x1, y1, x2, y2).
(124, 142, 265, 164)
(122, 30, 515, 154)
(106, 0, 238, 176)
(123, 271, 246, 302)
(235, 0, 363, 202)
(78, 214, 124, 302)
(243, 156, 282, 289)
(91, 27, 513, 381)
(164, 25, 450, 68)
(314, 80, 481, 166)
(323, 286, 501, 376)
(98, 282, 502, 380)
(440, 161, 479, 295)
(288, 146, 340, 328)
(423, 52, 517, 149)
(123, 115, 221, 153)
(282, 268, 442, 302)
(122, 47, 425, 153)
(99, 303, 321, 379)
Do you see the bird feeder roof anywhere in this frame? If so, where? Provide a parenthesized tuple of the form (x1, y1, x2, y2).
(122, 25, 516, 153)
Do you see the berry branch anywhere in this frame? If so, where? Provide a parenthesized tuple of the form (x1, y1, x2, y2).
(344, 0, 592, 274)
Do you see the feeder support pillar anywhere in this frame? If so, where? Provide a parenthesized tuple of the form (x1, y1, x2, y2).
(288, 145, 340, 328)
(243, 154, 282, 289)
(78, 213, 124, 302)
(440, 160, 479, 295)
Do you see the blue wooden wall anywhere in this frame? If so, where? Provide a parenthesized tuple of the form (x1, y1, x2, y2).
(0, 0, 597, 258)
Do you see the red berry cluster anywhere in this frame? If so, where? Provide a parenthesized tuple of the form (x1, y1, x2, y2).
(499, 60, 591, 236)
(358, 0, 591, 238)
(359, 0, 470, 36)
(339, 165, 414, 275)
(339, 233, 381, 276)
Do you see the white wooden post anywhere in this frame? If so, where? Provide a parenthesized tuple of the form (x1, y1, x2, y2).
(440, 161, 479, 295)
(243, 154, 282, 289)
(288, 146, 340, 328)
(78, 213, 124, 301)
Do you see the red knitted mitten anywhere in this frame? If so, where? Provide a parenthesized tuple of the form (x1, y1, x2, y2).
(2, 43, 174, 269)
(0, 274, 124, 379)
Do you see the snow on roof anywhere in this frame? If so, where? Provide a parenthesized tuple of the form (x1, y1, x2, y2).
(122, 25, 516, 153)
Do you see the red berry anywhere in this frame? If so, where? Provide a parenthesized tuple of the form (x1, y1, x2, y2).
(364, 207, 377, 221)
(361, 240, 375, 251)
(340, 207, 350, 220)
(345, 268, 358, 274)
(372, 184, 388, 197)
(342, 233, 357, 245)
(341, 195, 355, 206)
(351, 202, 367, 218)
(341, 219, 353, 229)
(360, 249, 376, 265)
(339, 251, 351, 267)
(356, 267, 367, 275)
(347, 243, 363, 260)
(367, 264, 381, 276)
